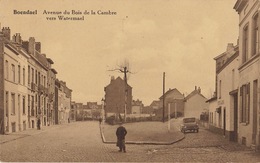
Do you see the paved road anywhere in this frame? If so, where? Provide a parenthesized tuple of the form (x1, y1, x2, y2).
(0, 121, 259, 162)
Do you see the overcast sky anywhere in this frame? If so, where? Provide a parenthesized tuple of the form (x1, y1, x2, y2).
(0, 0, 239, 105)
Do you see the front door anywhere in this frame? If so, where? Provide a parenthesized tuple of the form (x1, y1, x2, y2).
(252, 80, 258, 144)
(233, 93, 238, 142)
(223, 108, 226, 136)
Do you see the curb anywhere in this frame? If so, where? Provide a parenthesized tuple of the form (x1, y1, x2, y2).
(0, 134, 30, 144)
(99, 124, 185, 145)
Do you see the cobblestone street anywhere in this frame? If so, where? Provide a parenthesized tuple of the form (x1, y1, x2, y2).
(0, 121, 259, 162)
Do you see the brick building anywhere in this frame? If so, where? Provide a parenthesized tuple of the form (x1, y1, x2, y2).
(104, 76, 132, 118)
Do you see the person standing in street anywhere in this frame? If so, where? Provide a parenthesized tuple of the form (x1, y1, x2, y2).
(116, 121, 127, 153)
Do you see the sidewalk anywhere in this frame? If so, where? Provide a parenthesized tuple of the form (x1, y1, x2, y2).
(100, 119, 185, 145)
(0, 124, 64, 144)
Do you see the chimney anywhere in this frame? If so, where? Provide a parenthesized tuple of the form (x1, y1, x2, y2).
(12, 33, 22, 44)
(226, 43, 234, 52)
(110, 76, 115, 82)
(2, 27, 11, 40)
(22, 41, 29, 53)
(35, 42, 41, 53)
(28, 37, 35, 55)
(198, 87, 201, 93)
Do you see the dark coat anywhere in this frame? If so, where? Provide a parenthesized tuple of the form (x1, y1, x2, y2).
(116, 126, 127, 140)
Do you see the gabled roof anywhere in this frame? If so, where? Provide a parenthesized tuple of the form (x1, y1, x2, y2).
(216, 50, 239, 74)
(206, 96, 217, 103)
(105, 76, 132, 88)
(159, 88, 184, 99)
(185, 89, 207, 101)
(150, 100, 160, 107)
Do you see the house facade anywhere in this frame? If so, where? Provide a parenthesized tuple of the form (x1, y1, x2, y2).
(70, 101, 76, 122)
(184, 86, 209, 119)
(158, 88, 185, 118)
(209, 43, 240, 141)
(46, 58, 57, 125)
(131, 99, 143, 115)
(55, 80, 72, 124)
(0, 27, 56, 133)
(23, 37, 49, 128)
(234, 0, 260, 149)
(0, 26, 72, 134)
(104, 76, 132, 118)
(1, 30, 30, 133)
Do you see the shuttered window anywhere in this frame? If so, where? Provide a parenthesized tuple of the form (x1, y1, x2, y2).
(240, 83, 250, 124)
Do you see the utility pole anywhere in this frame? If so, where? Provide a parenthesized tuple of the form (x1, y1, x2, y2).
(123, 66, 128, 123)
(163, 72, 165, 123)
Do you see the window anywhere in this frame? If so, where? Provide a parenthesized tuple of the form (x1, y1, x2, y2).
(44, 76, 46, 87)
(219, 80, 222, 99)
(35, 95, 37, 115)
(11, 93, 15, 114)
(28, 95, 30, 116)
(18, 94, 20, 114)
(32, 68, 34, 83)
(240, 83, 250, 123)
(31, 96, 34, 116)
(11, 64, 15, 82)
(35, 70, 37, 84)
(243, 25, 249, 63)
(252, 13, 259, 56)
(18, 65, 21, 83)
(23, 68, 25, 85)
(5, 92, 9, 116)
(232, 69, 235, 90)
(28, 66, 30, 85)
(22, 96, 26, 114)
(5, 60, 8, 79)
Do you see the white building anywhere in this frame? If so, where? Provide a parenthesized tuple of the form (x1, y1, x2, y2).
(1, 29, 30, 133)
(234, 0, 260, 150)
(210, 44, 240, 141)
(184, 86, 209, 120)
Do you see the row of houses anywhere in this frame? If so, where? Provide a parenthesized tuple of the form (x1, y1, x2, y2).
(0, 27, 72, 134)
(103, 75, 209, 121)
(207, 0, 259, 150)
(70, 102, 102, 121)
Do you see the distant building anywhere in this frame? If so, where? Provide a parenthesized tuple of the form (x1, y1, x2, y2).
(70, 101, 76, 121)
(142, 106, 154, 115)
(74, 102, 83, 121)
(150, 100, 160, 111)
(46, 58, 57, 125)
(55, 79, 72, 124)
(86, 102, 101, 119)
(104, 76, 132, 118)
(157, 88, 185, 118)
(131, 99, 144, 114)
(184, 86, 209, 119)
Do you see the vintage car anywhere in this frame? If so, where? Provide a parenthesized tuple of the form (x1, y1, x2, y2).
(180, 117, 199, 133)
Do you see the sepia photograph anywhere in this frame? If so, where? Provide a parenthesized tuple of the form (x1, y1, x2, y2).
(0, 0, 259, 162)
